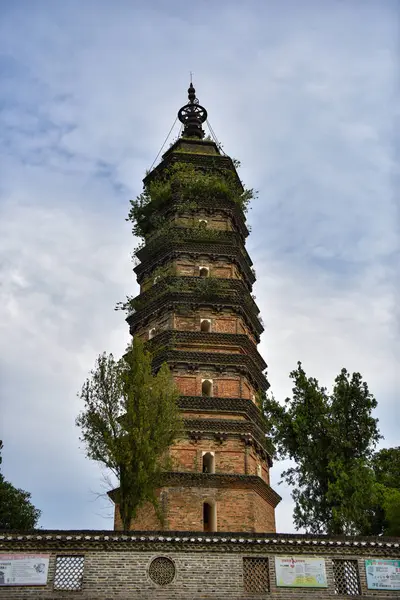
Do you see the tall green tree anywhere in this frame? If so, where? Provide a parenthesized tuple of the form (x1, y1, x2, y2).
(362, 447, 400, 536)
(76, 337, 181, 530)
(0, 441, 41, 530)
(264, 363, 381, 535)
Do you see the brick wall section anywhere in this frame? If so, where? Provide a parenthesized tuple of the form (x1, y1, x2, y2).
(116, 486, 276, 533)
(174, 373, 257, 400)
(253, 488, 277, 531)
(134, 311, 257, 345)
(215, 378, 240, 397)
(181, 411, 247, 421)
(169, 439, 248, 473)
(174, 374, 197, 395)
(168, 437, 270, 481)
(140, 253, 242, 291)
(176, 211, 234, 232)
(247, 452, 270, 484)
(1, 533, 399, 600)
(114, 495, 164, 531)
(213, 316, 236, 333)
(134, 306, 257, 345)
(175, 315, 196, 331)
(175, 258, 242, 280)
(175, 312, 256, 343)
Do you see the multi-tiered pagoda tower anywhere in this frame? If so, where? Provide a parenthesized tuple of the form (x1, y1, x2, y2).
(113, 83, 281, 533)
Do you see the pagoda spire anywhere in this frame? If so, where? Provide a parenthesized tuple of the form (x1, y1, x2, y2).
(178, 82, 208, 139)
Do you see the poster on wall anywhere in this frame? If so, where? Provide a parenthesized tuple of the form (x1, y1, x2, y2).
(275, 556, 328, 588)
(0, 554, 49, 586)
(365, 559, 400, 590)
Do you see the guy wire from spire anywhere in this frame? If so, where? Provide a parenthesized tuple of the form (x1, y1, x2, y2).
(206, 119, 226, 155)
(148, 115, 179, 172)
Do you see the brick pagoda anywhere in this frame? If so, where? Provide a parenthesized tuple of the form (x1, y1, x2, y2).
(112, 83, 281, 533)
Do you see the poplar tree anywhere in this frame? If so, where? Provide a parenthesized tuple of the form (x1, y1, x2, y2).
(76, 337, 181, 530)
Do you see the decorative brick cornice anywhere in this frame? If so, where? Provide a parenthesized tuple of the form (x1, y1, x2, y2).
(134, 243, 255, 287)
(182, 417, 271, 458)
(185, 419, 256, 437)
(162, 473, 281, 507)
(108, 472, 281, 508)
(147, 330, 267, 371)
(136, 229, 245, 263)
(152, 349, 269, 391)
(138, 277, 257, 309)
(129, 276, 261, 327)
(127, 294, 263, 341)
(144, 150, 243, 192)
(178, 396, 265, 429)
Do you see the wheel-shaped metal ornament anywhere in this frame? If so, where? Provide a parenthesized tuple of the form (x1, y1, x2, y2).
(178, 103, 208, 126)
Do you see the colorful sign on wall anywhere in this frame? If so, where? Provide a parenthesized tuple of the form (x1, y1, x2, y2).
(275, 556, 327, 587)
(365, 559, 400, 590)
(0, 554, 49, 586)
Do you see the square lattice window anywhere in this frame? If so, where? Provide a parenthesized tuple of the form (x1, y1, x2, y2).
(333, 559, 361, 595)
(54, 555, 85, 591)
(243, 557, 269, 594)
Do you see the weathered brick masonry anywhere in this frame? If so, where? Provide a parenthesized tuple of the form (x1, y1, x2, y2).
(110, 82, 281, 533)
(1, 530, 399, 599)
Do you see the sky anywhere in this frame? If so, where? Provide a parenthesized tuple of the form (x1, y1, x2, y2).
(0, 0, 398, 533)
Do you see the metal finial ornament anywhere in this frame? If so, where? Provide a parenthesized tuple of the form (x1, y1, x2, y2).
(178, 82, 207, 139)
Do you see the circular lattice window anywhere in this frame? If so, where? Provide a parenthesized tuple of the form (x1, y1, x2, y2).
(148, 556, 175, 586)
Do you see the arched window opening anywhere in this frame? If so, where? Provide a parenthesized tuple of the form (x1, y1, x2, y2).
(201, 379, 213, 397)
(256, 464, 262, 478)
(200, 319, 211, 333)
(203, 502, 217, 532)
(202, 452, 215, 474)
(153, 275, 160, 285)
(199, 266, 209, 278)
(199, 219, 208, 227)
(148, 328, 157, 340)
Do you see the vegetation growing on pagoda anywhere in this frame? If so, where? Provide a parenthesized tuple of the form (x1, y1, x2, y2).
(128, 162, 255, 239)
(133, 223, 237, 259)
(116, 275, 231, 315)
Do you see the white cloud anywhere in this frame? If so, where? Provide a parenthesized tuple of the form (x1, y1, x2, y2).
(0, 0, 398, 532)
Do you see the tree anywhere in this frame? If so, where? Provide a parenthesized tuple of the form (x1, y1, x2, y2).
(371, 447, 400, 490)
(263, 363, 381, 535)
(362, 447, 400, 536)
(76, 337, 181, 530)
(0, 441, 41, 530)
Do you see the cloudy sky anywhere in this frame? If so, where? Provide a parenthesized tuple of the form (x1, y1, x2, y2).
(0, 0, 398, 533)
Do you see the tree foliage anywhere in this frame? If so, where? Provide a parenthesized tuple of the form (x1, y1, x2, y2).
(361, 447, 400, 536)
(263, 363, 381, 535)
(76, 337, 181, 530)
(0, 441, 41, 530)
(116, 275, 232, 314)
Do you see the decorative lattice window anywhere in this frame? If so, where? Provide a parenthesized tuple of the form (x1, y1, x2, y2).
(333, 559, 361, 595)
(54, 555, 84, 591)
(148, 556, 176, 586)
(243, 557, 269, 594)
